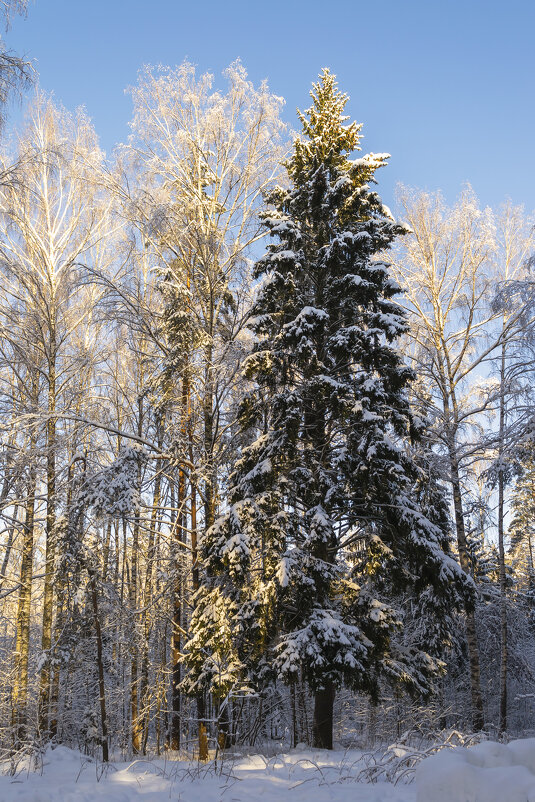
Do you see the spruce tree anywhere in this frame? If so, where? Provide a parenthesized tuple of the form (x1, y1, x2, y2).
(509, 435, 535, 598)
(184, 69, 471, 749)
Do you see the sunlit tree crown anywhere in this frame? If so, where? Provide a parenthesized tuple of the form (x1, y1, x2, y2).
(291, 67, 362, 178)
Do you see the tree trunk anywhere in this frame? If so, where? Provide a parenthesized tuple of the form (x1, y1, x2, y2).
(130, 398, 144, 754)
(0, 442, 18, 592)
(130, 582, 140, 755)
(89, 570, 109, 762)
(102, 520, 112, 581)
(170, 472, 185, 748)
(140, 416, 164, 753)
(449, 445, 484, 731)
(48, 602, 62, 740)
(497, 342, 508, 734)
(313, 683, 335, 749)
(12, 451, 37, 744)
(291, 683, 298, 747)
(217, 698, 230, 751)
(0, 509, 18, 594)
(190, 457, 209, 760)
(49, 457, 77, 740)
(169, 564, 182, 751)
(39, 343, 57, 736)
(204, 341, 217, 533)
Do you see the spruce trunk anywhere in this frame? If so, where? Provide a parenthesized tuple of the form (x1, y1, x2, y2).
(313, 683, 334, 749)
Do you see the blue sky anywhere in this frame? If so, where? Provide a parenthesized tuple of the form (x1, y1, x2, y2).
(5, 0, 534, 211)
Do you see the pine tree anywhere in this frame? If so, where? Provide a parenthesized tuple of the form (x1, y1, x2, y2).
(184, 69, 471, 749)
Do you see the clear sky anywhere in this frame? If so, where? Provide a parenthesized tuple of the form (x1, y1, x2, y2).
(4, 0, 534, 212)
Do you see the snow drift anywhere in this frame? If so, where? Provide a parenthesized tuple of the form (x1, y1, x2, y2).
(416, 738, 535, 802)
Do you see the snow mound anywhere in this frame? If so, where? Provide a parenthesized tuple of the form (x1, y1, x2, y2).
(416, 738, 535, 802)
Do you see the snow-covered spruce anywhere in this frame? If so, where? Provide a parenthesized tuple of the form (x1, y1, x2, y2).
(183, 69, 472, 749)
(83, 446, 147, 519)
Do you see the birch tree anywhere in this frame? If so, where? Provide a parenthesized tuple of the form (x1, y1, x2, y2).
(392, 187, 534, 731)
(0, 92, 113, 738)
(0, 0, 32, 129)
(488, 202, 535, 732)
(115, 60, 287, 752)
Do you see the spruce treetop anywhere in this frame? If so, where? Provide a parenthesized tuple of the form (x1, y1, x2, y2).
(292, 68, 361, 176)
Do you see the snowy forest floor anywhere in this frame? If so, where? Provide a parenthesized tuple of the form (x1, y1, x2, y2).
(0, 745, 416, 801)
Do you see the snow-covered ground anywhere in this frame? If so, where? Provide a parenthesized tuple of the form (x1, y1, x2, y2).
(5, 739, 535, 802)
(0, 745, 415, 802)
(416, 738, 535, 802)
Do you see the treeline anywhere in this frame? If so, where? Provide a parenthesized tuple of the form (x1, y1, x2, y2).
(0, 61, 533, 763)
